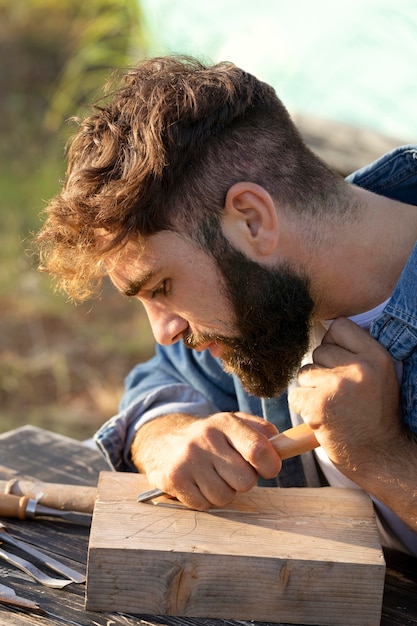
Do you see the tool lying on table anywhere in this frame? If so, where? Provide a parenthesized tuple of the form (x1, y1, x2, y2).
(0, 545, 72, 588)
(137, 422, 319, 502)
(0, 522, 85, 583)
(0, 478, 97, 514)
(0, 493, 91, 526)
(0, 583, 43, 612)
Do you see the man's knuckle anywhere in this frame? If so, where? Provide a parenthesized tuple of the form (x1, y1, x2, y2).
(215, 494, 238, 508)
(246, 437, 269, 462)
(236, 472, 257, 492)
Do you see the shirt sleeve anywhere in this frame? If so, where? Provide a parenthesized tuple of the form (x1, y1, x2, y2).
(94, 342, 240, 471)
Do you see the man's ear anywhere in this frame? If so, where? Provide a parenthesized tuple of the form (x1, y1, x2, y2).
(222, 182, 279, 259)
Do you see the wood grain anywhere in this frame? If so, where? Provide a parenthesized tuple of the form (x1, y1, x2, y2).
(86, 472, 386, 625)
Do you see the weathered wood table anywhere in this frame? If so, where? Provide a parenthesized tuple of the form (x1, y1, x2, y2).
(0, 425, 415, 626)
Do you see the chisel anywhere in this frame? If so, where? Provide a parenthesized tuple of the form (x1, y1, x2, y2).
(0, 522, 85, 583)
(0, 493, 91, 526)
(0, 479, 97, 514)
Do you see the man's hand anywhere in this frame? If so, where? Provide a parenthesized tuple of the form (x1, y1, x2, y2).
(289, 317, 417, 531)
(289, 317, 402, 480)
(131, 411, 281, 510)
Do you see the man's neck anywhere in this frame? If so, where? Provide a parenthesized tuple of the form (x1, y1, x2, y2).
(302, 187, 417, 320)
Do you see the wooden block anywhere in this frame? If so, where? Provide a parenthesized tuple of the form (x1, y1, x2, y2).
(86, 472, 385, 625)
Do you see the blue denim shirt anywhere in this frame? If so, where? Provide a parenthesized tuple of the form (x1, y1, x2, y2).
(95, 145, 417, 551)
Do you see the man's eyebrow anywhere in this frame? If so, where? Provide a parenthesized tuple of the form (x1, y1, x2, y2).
(123, 270, 155, 297)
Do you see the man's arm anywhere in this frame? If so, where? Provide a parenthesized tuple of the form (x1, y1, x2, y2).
(95, 342, 241, 471)
(131, 411, 281, 510)
(288, 317, 417, 531)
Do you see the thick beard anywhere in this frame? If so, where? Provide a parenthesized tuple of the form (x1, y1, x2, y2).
(186, 231, 314, 398)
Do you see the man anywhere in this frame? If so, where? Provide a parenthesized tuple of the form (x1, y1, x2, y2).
(36, 56, 417, 555)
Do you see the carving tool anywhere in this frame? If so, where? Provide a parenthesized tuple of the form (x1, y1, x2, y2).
(0, 522, 85, 583)
(0, 583, 43, 612)
(0, 479, 97, 514)
(137, 422, 319, 502)
(137, 487, 168, 503)
(0, 546, 72, 588)
(0, 493, 91, 526)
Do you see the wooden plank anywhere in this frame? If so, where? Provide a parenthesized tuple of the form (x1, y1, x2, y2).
(86, 472, 386, 626)
(381, 549, 417, 626)
(0, 425, 109, 485)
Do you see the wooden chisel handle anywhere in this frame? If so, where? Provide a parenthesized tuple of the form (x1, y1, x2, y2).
(0, 494, 33, 519)
(1, 479, 97, 514)
(0, 492, 92, 525)
(269, 423, 319, 460)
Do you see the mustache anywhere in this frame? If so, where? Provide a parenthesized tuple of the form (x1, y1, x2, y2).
(182, 329, 218, 349)
(183, 329, 238, 351)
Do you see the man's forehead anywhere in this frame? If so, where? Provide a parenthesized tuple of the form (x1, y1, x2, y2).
(103, 229, 210, 288)
(107, 253, 156, 297)
(98, 229, 144, 267)
(100, 235, 147, 285)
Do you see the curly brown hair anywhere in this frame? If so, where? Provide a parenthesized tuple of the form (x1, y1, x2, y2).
(36, 55, 344, 300)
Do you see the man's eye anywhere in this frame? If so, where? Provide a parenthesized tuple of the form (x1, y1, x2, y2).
(151, 279, 170, 299)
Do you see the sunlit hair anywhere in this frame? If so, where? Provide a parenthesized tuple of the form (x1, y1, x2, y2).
(36, 55, 350, 300)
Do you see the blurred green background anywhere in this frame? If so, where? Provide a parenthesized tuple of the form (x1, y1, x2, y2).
(1, 0, 416, 440)
(0, 0, 155, 439)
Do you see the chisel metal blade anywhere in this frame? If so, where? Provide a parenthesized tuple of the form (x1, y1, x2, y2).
(0, 523, 85, 583)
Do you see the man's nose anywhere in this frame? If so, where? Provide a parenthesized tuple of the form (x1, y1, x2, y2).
(145, 305, 188, 346)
